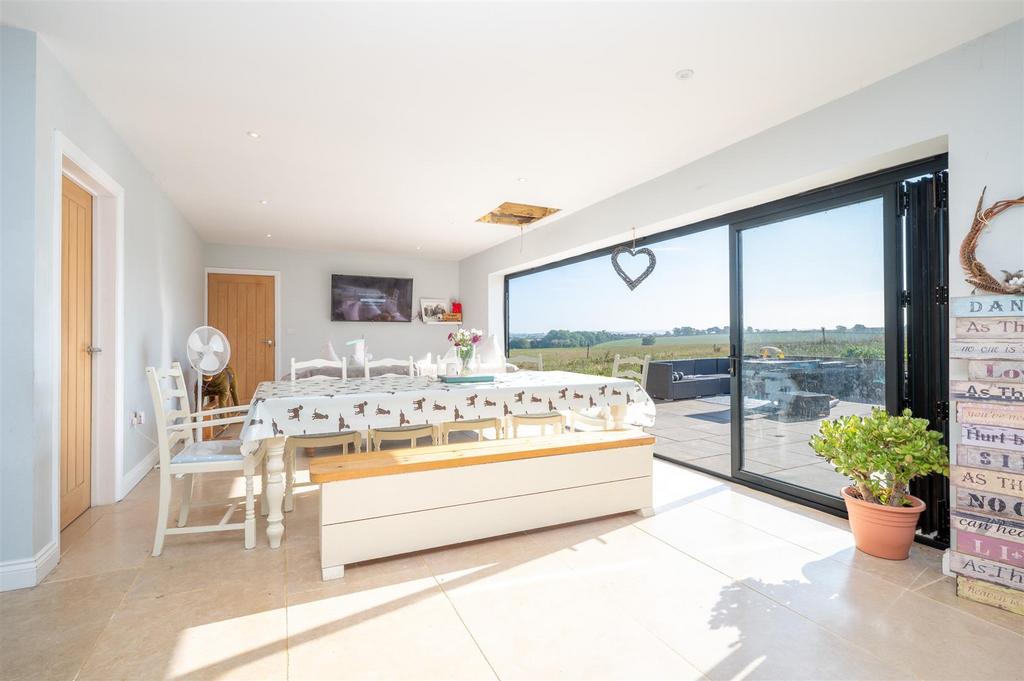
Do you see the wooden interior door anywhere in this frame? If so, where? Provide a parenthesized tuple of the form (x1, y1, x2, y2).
(207, 273, 276, 404)
(61, 176, 93, 529)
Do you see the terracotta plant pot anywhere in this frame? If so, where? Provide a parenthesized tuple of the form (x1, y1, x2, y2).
(841, 486, 926, 560)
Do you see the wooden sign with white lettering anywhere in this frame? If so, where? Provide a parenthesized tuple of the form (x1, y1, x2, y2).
(951, 511, 1024, 543)
(960, 424, 1024, 452)
(950, 294, 1024, 318)
(950, 552, 1024, 589)
(955, 487, 1024, 520)
(968, 361, 1024, 383)
(956, 576, 1024, 615)
(951, 380, 1024, 403)
(957, 444, 1024, 472)
(957, 402, 1024, 428)
(955, 317, 1024, 339)
(950, 341, 1023, 359)
(951, 466, 1024, 495)
(956, 529, 1024, 567)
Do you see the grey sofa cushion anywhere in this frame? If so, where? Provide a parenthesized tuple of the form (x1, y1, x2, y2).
(693, 359, 717, 375)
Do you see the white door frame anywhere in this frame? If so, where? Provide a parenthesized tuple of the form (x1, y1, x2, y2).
(203, 267, 282, 381)
(50, 132, 126, 552)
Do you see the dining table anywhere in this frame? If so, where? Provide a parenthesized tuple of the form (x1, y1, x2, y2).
(239, 370, 657, 548)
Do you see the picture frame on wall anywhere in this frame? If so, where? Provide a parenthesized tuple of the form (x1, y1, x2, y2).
(420, 298, 448, 323)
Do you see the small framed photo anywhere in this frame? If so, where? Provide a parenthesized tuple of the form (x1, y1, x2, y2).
(419, 298, 449, 323)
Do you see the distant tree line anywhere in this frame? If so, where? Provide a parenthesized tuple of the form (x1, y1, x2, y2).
(508, 329, 628, 349)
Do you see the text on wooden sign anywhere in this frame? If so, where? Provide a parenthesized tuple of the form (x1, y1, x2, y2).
(956, 529, 1024, 567)
(957, 402, 1024, 428)
(957, 444, 1024, 473)
(950, 294, 1024, 318)
(955, 317, 1024, 339)
(968, 361, 1024, 383)
(951, 466, 1024, 495)
(960, 424, 1024, 452)
(949, 552, 1024, 589)
(955, 487, 1024, 520)
(950, 341, 1023, 359)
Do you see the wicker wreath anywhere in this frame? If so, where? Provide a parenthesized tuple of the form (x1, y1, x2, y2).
(959, 187, 1024, 295)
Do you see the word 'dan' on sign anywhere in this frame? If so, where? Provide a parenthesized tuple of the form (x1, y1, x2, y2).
(957, 402, 1024, 428)
(956, 529, 1024, 567)
(956, 576, 1024, 616)
(957, 444, 1024, 472)
(950, 294, 1024, 318)
(950, 340, 1023, 359)
(951, 510, 1024, 542)
(968, 361, 1024, 383)
(950, 552, 1024, 589)
(960, 424, 1024, 452)
(955, 317, 1024, 340)
(955, 487, 1024, 520)
(951, 380, 1024, 403)
(950, 466, 1024, 495)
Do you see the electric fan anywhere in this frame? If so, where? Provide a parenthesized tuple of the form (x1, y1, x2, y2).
(185, 326, 231, 440)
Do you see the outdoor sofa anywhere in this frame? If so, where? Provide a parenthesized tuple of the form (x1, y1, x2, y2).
(646, 358, 731, 400)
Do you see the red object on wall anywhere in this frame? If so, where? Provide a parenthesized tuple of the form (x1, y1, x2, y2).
(451, 301, 462, 314)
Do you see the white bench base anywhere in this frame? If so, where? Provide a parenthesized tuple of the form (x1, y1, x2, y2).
(317, 441, 653, 580)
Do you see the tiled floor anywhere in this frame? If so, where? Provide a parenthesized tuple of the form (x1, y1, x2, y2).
(1, 457, 1020, 680)
(650, 398, 875, 495)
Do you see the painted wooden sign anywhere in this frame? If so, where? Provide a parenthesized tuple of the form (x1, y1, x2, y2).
(955, 487, 1024, 520)
(950, 340, 1023, 359)
(956, 576, 1024, 615)
(954, 317, 1024, 340)
(957, 444, 1024, 473)
(951, 380, 1024, 403)
(949, 552, 1024, 589)
(950, 294, 1024, 318)
(956, 529, 1024, 567)
(957, 401, 1024, 428)
(960, 424, 1024, 452)
(951, 510, 1024, 542)
(950, 466, 1024, 495)
(968, 360, 1024, 383)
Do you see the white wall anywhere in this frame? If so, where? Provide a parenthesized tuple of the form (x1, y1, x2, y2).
(0, 26, 205, 572)
(204, 243, 461, 373)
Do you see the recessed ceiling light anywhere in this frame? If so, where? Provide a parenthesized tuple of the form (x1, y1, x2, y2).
(259, 199, 269, 205)
(517, 177, 529, 183)
(675, 68, 695, 81)
(265, 233, 272, 238)
(416, 246, 422, 251)
(246, 131, 261, 139)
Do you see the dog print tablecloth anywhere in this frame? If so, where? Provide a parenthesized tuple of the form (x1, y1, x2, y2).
(238, 370, 656, 452)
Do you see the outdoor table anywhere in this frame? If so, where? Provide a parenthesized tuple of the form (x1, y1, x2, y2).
(239, 370, 657, 547)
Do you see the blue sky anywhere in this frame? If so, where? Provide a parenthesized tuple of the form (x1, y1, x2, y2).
(508, 198, 885, 334)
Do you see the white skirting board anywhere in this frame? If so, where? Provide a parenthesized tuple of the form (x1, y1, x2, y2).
(319, 443, 653, 578)
(119, 447, 157, 500)
(0, 540, 59, 592)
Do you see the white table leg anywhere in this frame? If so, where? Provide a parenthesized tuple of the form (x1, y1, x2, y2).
(264, 436, 286, 548)
(610, 404, 627, 430)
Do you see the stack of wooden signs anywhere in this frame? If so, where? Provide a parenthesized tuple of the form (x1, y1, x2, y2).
(948, 293, 1024, 615)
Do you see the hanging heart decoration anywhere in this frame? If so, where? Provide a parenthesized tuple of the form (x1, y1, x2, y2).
(611, 246, 657, 291)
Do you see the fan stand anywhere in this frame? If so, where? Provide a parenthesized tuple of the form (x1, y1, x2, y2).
(195, 376, 205, 442)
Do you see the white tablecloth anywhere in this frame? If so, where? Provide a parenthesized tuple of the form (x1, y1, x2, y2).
(239, 370, 656, 453)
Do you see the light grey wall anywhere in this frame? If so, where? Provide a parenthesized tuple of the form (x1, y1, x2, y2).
(204, 243, 461, 374)
(0, 27, 205, 564)
(1, 26, 40, 562)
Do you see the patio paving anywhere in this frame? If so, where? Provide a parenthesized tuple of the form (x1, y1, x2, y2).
(649, 397, 876, 497)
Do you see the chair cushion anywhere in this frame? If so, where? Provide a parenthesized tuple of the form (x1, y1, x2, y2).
(171, 439, 244, 464)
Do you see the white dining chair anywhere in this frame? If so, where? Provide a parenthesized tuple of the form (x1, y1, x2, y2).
(291, 356, 347, 380)
(363, 356, 415, 378)
(612, 353, 651, 389)
(414, 352, 436, 377)
(146, 362, 264, 556)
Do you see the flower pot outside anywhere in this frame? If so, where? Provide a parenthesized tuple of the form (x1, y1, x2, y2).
(841, 487, 926, 560)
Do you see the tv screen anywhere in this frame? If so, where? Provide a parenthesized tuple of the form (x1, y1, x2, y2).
(331, 274, 413, 322)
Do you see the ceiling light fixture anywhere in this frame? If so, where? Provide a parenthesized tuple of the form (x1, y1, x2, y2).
(265, 233, 272, 238)
(517, 177, 529, 183)
(246, 131, 261, 139)
(675, 68, 695, 81)
(259, 199, 269, 205)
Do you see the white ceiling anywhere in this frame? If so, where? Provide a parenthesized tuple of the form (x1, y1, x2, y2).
(5, 2, 1021, 259)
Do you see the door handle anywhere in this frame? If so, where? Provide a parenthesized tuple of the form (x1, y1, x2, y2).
(260, 338, 274, 346)
(728, 356, 739, 376)
(86, 345, 102, 355)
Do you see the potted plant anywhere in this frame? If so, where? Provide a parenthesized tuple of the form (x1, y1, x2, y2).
(810, 408, 948, 560)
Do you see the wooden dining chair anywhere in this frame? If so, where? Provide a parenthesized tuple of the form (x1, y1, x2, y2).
(363, 356, 415, 378)
(369, 423, 440, 450)
(146, 362, 264, 556)
(511, 354, 543, 371)
(612, 354, 651, 389)
(440, 417, 504, 444)
(291, 356, 347, 380)
(508, 412, 566, 437)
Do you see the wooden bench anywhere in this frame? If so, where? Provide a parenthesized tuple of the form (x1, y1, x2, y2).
(309, 430, 656, 580)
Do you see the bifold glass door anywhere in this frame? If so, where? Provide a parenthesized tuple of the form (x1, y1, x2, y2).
(729, 188, 900, 508)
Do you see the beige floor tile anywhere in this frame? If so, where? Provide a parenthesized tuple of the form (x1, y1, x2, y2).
(0, 570, 137, 681)
(44, 510, 154, 583)
(287, 556, 494, 680)
(913, 575, 1024, 637)
(78, 582, 287, 681)
(59, 505, 111, 556)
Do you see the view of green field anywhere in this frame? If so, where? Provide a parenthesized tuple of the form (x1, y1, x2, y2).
(508, 330, 884, 376)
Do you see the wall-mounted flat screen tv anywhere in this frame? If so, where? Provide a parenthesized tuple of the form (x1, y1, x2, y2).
(331, 274, 413, 322)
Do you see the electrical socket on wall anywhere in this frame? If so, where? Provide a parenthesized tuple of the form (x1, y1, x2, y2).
(130, 410, 145, 426)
